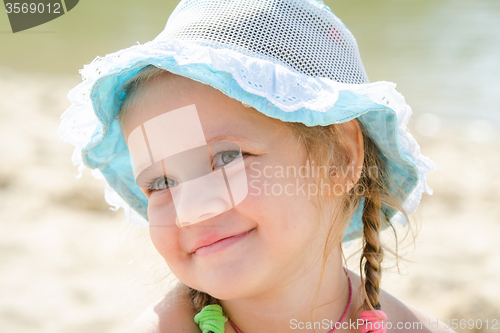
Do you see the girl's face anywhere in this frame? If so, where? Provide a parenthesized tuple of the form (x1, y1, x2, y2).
(122, 74, 339, 300)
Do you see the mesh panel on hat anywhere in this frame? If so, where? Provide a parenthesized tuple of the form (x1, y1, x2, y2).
(160, 0, 369, 84)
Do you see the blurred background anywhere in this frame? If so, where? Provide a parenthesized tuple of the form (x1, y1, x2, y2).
(1, 0, 499, 332)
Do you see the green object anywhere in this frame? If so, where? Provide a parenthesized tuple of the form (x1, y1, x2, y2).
(194, 304, 226, 333)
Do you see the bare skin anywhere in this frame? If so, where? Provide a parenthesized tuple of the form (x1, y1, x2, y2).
(127, 271, 455, 333)
(122, 73, 455, 333)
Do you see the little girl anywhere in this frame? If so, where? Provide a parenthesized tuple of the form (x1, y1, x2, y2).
(60, 0, 454, 332)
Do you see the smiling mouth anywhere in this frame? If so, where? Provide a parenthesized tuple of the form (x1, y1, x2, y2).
(193, 228, 255, 256)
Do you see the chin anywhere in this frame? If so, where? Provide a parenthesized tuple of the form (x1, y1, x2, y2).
(195, 264, 263, 300)
(201, 280, 252, 301)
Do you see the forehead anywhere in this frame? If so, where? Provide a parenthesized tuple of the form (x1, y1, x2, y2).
(121, 74, 278, 144)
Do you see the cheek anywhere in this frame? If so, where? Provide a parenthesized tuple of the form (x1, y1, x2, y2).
(147, 190, 183, 263)
(242, 160, 320, 247)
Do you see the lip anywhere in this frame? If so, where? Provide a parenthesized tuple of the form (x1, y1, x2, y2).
(191, 228, 255, 256)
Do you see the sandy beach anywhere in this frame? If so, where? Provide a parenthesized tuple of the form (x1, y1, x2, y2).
(1, 68, 499, 333)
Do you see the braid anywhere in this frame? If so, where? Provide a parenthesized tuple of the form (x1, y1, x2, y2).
(360, 184, 383, 311)
(358, 129, 387, 312)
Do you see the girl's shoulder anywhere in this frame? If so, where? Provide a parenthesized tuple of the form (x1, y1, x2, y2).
(378, 288, 456, 333)
(347, 270, 456, 333)
(126, 281, 200, 333)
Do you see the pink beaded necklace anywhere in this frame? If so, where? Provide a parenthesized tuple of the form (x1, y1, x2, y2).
(229, 272, 353, 333)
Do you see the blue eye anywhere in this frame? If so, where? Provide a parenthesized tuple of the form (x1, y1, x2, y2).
(213, 150, 242, 168)
(146, 150, 249, 193)
(149, 177, 178, 191)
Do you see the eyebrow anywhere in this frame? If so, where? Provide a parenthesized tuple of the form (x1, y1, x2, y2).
(205, 133, 257, 147)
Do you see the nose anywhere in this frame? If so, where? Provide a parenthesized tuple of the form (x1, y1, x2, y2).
(171, 168, 232, 228)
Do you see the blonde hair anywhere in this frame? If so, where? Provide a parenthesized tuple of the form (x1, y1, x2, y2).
(119, 65, 410, 318)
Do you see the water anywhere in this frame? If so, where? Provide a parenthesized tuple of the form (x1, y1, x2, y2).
(334, 0, 500, 131)
(1, 0, 499, 132)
